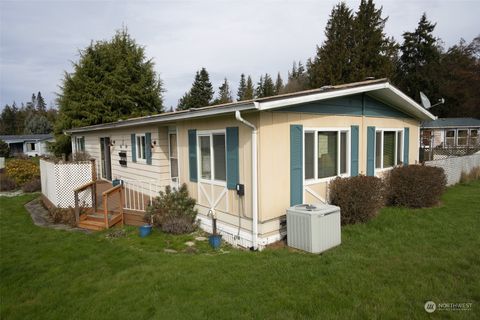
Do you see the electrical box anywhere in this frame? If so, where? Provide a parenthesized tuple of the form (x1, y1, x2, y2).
(236, 184, 244, 196)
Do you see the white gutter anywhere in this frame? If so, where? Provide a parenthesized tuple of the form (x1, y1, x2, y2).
(235, 109, 258, 250)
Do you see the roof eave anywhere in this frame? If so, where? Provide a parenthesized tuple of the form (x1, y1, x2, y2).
(65, 102, 257, 134)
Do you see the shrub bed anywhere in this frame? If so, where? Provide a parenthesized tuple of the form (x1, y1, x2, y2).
(386, 165, 446, 208)
(48, 207, 77, 227)
(145, 184, 198, 234)
(329, 175, 385, 225)
(5, 158, 40, 186)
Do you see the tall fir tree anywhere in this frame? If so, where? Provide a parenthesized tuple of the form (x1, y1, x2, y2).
(213, 78, 233, 104)
(36, 91, 46, 113)
(237, 74, 247, 101)
(244, 76, 255, 100)
(394, 13, 441, 104)
(255, 75, 264, 98)
(56, 27, 164, 155)
(274, 72, 284, 94)
(307, 3, 355, 88)
(352, 0, 397, 80)
(177, 67, 214, 110)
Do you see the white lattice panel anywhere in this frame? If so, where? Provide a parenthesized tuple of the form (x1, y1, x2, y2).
(425, 154, 480, 186)
(40, 160, 94, 208)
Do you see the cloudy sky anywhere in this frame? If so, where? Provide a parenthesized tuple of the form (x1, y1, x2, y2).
(1, 0, 479, 110)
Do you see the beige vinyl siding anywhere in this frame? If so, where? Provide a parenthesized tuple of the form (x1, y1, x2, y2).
(257, 111, 420, 222)
(75, 125, 171, 185)
(176, 113, 257, 235)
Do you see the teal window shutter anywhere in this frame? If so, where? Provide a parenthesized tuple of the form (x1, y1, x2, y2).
(145, 132, 152, 165)
(367, 126, 376, 176)
(290, 124, 303, 206)
(188, 129, 197, 182)
(403, 127, 409, 165)
(226, 127, 239, 190)
(351, 125, 359, 176)
(131, 133, 137, 163)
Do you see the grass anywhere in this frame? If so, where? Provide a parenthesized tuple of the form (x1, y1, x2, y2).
(1, 181, 479, 319)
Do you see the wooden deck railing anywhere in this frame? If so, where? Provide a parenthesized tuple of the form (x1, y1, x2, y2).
(102, 184, 124, 228)
(73, 181, 97, 223)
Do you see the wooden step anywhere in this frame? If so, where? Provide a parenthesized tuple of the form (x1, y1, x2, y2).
(78, 220, 106, 231)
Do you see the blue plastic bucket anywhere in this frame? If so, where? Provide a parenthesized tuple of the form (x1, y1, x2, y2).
(139, 225, 152, 237)
(209, 234, 222, 249)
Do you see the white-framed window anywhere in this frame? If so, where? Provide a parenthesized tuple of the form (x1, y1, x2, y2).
(457, 129, 468, 146)
(75, 136, 85, 152)
(445, 130, 455, 146)
(375, 129, 403, 170)
(197, 130, 226, 184)
(304, 128, 350, 182)
(136, 134, 146, 161)
(470, 129, 478, 146)
(27, 142, 36, 151)
(168, 132, 179, 181)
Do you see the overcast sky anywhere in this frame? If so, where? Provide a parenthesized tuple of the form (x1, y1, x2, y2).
(1, 0, 479, 110)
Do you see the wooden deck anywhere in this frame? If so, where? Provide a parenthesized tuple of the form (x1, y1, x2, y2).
(75, 180, 146, 231)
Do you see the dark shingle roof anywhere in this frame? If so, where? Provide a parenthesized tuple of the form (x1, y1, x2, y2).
(421, 118, 480, 128)
(0, 134, 54, 143)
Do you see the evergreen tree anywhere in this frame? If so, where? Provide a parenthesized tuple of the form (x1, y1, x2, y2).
(255, 75, 264, 98)
(55, 27, 165, 155)
(213, 78, 233, 104)
(274, 72, 284, 94)
(244, 76, 255, 100)
(308, 3, 355, 88)
(177, 68, 214, 110)
(352, 0, 397, 80)
(24, 115, 52, 134)
(284, 60, 309, 93)
(36, 91, 47, 113)
(395, 13, 441, 104)
(436, 36, 480, 118)
(263, 73, 275, 97)
(237, 74, 247, 101)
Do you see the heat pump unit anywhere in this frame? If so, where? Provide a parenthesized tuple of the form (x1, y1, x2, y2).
(287, 204, 341, 253)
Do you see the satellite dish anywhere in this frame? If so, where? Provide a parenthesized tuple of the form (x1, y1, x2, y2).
(420, 91, 445, 109)
(420, 91, 431, 109)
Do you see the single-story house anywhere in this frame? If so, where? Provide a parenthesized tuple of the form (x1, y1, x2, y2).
(0, 134, 54, 157)
(420, 117, 480, 148)
(66, 78, 435, 249)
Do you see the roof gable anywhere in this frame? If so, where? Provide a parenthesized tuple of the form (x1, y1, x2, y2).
(274, 93, 413, 119)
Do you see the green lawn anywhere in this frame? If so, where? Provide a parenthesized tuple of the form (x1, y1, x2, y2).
(1, 182, 479, 319)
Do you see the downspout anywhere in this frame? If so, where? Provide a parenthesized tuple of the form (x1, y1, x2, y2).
(235, 109, 258, 250)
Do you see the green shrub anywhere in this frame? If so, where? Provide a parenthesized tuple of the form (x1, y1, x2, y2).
(329, 175, 385, 225)
(386, 165, 446, 208)
(145, 183, 198, 234)
(22, 178, 41, 193)
(5, 159, 40, 186)
(0, 139, 9, 157)
(0, 173, 17, 191)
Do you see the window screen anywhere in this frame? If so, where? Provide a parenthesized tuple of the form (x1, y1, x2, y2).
(304, 132, 315, 179)
(383, 131, 395, 168)
(396, 131, 403, 164)
(200, 136, 211, 179)
(375, 131, 382, 168)
(213, 134, 226, 181)
(318, 131, 337, 179)
(340, 132, 347, 174)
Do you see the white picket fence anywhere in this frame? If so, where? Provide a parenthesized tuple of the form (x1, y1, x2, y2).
(40, 159, 94, 208)
(424, 153, 480, 186)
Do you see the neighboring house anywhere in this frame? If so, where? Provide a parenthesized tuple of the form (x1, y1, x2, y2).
(0, 134, 54, 157)
(66, 79, 435, 249)
(420, 118, 480, 148)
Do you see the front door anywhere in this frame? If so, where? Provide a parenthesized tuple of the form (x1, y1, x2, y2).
(100, 137, 112, 180)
